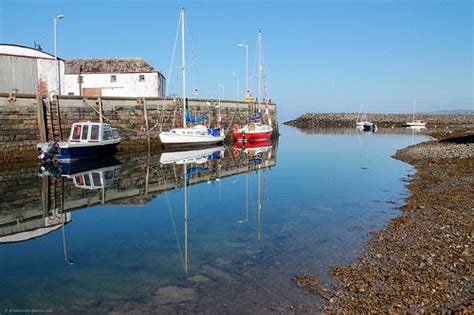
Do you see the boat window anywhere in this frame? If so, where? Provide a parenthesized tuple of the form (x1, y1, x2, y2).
(72, 125, 82, 140)
(187, 131, 193, 135)
(84, 175, 91, 186)
(112, 130, 119, 139)
(81, 125, 89, 140)
(104, 170, 114, 180)
(91, 125, 99, 140)
(92, 172, 101, 186)
(103, 130, 112, 140)
(75, 175, 84, 186)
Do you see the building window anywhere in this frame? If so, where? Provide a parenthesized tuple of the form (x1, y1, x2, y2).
(111, 75, 117, 82)
(139, 74, 145, 82)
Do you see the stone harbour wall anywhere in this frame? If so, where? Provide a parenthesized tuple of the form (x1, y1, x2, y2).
(0, 93, 278, 162)
(285, 112, 474, 128)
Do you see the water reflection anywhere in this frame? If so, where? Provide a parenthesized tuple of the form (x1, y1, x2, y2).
(0, 142, 277, 252)
(0, 127, 428, 313)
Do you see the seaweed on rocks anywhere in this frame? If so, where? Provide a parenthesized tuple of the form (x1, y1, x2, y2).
(320, 131, 474, 313)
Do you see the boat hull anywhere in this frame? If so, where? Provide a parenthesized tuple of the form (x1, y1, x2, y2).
(57, 143, 119, 162)
(159, 132, 224, 147)
(233, 131, 273, 142)
(363, 123, 377, 132)
(403, 122, 426, 127)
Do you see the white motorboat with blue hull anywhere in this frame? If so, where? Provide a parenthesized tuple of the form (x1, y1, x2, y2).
(37, 122, 121, 162)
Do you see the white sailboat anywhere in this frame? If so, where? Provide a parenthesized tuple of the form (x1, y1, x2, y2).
(159, 8, 225, 147)
(403, 100, 426, 128)
(355, 105, 372, 128)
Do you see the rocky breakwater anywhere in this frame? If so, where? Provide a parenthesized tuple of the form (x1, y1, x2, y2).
(284, 112, 474, 128)
(321, 131, 474, 313)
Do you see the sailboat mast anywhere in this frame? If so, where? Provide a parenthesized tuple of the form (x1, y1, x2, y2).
(245, 173, 249, 222)
(184, 161, 188, 274)
(258, 29, 262, 113)
(356, 104, 363, 122)
(181, 8, 187, 129)
(257, 168, 262, 240)
(413, 100, 416, 122)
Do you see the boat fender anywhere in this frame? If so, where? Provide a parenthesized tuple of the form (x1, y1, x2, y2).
(232, 149, 240, 158)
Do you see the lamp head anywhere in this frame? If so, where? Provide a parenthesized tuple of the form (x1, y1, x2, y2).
(56, 15, 64, 20)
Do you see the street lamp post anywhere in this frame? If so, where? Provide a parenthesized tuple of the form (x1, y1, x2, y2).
(232, 72, 240, 100)
(54, 14, 64, 95)
(237, 43, 248, 98)
(217, 83, 224, 101)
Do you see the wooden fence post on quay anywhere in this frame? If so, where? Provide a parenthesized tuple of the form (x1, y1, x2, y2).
(142, 98, 151, 149)
(36, 95, 47, 143)
(97, 97, 103, 124)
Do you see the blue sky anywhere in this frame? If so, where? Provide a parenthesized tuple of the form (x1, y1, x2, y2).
(0, 0, 472, 119)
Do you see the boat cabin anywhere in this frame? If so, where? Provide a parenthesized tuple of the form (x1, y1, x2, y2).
(69, 122, 120, 143)
(248, 123, 272, 132)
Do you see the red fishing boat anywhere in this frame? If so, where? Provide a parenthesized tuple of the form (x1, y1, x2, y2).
(232, 122, 273, 142)
(233, 30, 273, 142)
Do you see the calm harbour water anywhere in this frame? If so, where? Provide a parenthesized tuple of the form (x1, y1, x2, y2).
(0, 125, 427, 313)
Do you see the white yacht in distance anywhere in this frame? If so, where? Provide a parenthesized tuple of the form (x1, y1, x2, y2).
(159, 8, 225, 147)
(355, 105, 373, 128)
(403, 100, 426, 128)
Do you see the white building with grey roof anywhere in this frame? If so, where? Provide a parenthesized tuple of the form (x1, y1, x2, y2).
(64, 58, 166, 97)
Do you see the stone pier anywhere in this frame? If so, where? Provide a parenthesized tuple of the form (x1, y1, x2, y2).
(0, 93, 278, 162)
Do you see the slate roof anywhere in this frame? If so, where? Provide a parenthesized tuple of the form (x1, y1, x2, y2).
(65, 58, 157, 74)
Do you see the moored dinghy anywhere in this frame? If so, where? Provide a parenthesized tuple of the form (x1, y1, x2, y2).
(362, 121, 377, 132)
(37, 122, 121, 162)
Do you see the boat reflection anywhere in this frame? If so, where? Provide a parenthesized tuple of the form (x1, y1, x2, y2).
(0, 209, 71, 244)
(0, 143, 278, 270)
(233, 139, 273, 161)
(160, 145, 225, 274)
(39, 158, 122, 190)
(160, 146, 225, 165)
(233, 140, 273, 240)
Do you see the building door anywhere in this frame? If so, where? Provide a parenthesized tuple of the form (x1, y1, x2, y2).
(0, 56, 38, 94)
(82, 88, 102, 97)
